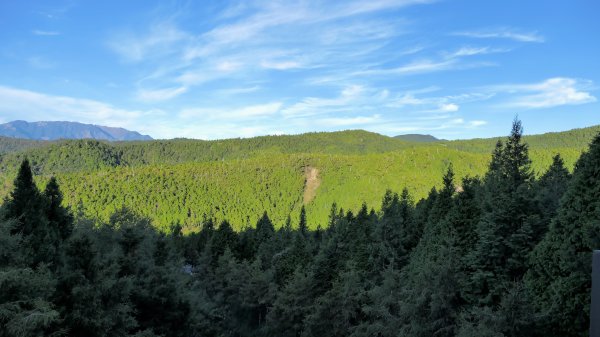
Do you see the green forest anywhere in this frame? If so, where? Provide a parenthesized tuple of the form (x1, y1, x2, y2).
(1, 120, 598, 336)
(0, 125, 596, 231)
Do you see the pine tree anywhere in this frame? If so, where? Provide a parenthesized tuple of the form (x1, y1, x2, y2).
(267, 269, 314, 336)
(2, 159, 57, 267)
(533, 154, 571, 230)
(298, 205, 307, 236)
(465, 119, 537, 306)
(44, 177, 73, 241)
(526, 134, 600, 337)
(397, 165, 462, 337)
(0, 217, 61, 337)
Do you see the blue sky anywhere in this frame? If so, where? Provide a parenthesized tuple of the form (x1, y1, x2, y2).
(0, 0, 598, 139)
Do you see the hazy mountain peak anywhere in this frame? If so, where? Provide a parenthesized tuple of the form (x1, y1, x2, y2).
(394, 134, 442, 142)
(0, 120, 152, 141)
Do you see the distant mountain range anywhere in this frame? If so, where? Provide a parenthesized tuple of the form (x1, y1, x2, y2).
(394, 134, 442, 142)
(0, 120, 152, 141)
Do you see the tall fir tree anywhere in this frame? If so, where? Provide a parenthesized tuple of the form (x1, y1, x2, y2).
(526, 134, 600, 337)
(465, 119, 538, 307)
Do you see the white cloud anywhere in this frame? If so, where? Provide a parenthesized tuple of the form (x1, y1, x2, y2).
(443, 46, 509, 59)
(453, 27, 545, 43)
(357, 59, 457, 76)
(229, 102, 282, 117)
(439, 103, 459, 112)
(317, 114, 381, 126)
(216, 61, 243, 72)
(27, 56, 55, 69)
(497, 77, 596, 108)
(216, 86, 261, 95)
(282, 85, 371, 117)
(108, 23, 188, 62)
(470, 120, 487, 127)
(106, 0, 437, 102)
(32, 30, 60, 36)
(180, 102, 282, 120)
(136, 86, 188, 102)
(0, 86, 152, 130)
(260, 60, 303, 70)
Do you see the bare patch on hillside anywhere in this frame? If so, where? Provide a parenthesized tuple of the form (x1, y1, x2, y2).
(303, 166, 320, 204)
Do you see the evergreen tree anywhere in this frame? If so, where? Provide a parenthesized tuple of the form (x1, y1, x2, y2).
(56, 224, 137, 337)
(465, 119, 538, 306)
(44, 177, 74, 241)
(533, 154, 571, 229)
(0, 217, 60, 337)
(527, 134, 600, 337)
(397, 165, 462, 337)
(2, 159, 56, 267)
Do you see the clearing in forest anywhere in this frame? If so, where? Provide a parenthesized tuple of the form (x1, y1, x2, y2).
(303, 166, 320, 204)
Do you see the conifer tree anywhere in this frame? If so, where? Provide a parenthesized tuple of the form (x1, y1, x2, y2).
(465, 119, 537, 306)
(3, 159, 57, 267)
(44, 177, 73, 241)
(533, 154, 571, 229)
(298, 205, 307, 236)
(527, 134, 600, 337)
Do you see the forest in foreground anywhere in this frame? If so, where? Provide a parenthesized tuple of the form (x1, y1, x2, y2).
(1, 120, 598, 337)
(0, 125, 599, 231)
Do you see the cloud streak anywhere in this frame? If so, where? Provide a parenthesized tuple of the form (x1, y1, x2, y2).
(32, 30, 60, 36)
(494, 77, 596, 108)
(0, 86, 153, 131)
(452, 27, 545, 43)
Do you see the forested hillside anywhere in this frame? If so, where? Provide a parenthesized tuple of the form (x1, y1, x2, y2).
(1, 120, 597, 336)
(0, 136, 46, 154)
(0, 126, 596, 230)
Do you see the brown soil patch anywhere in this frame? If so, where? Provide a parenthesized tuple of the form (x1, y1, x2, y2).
(303, 166, 320, 204)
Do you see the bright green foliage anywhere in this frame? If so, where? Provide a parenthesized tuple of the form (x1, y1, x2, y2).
(1, 121, 599, 337)
(0, 126, 594, 231)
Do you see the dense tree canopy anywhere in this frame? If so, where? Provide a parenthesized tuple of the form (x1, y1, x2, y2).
(0, 120, 597, 337)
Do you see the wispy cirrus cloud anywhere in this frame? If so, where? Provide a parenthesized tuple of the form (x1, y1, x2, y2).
(493, 77, 596, 108)
(180, 102, 283, 120)
(0, 85, 155, 130)
(442, 46, 509, 59)
(452, 27, 545, 43)
(282, 85, 378, 117)
(106, 0, 436, 102)
(136, 86, 188, 102)
(317, 114, 382, 126)
(108, 23, 188, 62)
(32, 30, 60, 36)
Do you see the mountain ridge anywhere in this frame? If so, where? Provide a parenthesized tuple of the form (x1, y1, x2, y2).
(394, 134, 442, 142)
(1, 123, 598, 230)
(0, 120, 152, 141)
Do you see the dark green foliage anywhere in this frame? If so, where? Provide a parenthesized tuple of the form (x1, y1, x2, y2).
(0, 136, 45, 154)
(1, 120, 598, 337)
(527, 134, 600, 337)
(464, 120, 540, 307)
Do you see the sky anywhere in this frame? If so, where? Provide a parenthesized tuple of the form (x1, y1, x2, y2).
(0, 0, 598, 140)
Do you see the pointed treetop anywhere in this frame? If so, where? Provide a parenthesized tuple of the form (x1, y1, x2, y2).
(5, 159, 43, 222)
(441, 163, 455, 196)
(44, 177, 63, 206)
(299, 205, 307, 234)
(256, 211, 274, 235)
(509, 117, 523, 144)
(12, 159, 37, 197)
